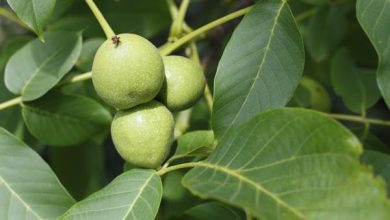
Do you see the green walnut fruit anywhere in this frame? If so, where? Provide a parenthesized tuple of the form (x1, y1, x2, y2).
(92, 33, 164, 110)
(111, 100, 174, 168)
(158, 56, 206, 111)
(300, 76, 331, 112)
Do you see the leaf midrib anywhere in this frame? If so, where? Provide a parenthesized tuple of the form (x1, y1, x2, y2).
(192, 161, 306, 219)
(0, 175, 43, 220)
(122, 173, 155, 220)
(221, 1, 286, 138)
(20, 35, 77, 99)
(20, 48, 61, 96)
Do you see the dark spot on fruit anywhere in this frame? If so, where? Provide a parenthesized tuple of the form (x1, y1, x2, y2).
(111, 35, 120, 47)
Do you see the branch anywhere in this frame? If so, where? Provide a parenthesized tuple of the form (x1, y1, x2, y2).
(0, 97, 22, 110)
(157, 161, 201, 176)
(85, 0, 115, 38)
(0, 72, 91, 110)
(327, 113, 390, 127)
(160, 6, 252, 55)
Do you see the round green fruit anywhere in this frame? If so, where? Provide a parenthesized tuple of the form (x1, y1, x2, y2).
(300, 76, 331, 112)
(92, 33, 164, 110)
(111, 100, 174, 168)
(158, 56, 206, 111)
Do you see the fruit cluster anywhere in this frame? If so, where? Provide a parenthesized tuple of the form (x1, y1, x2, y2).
(92, 34, 206, 169)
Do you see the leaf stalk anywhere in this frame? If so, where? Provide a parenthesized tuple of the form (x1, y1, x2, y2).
(85, 0, 115, 39)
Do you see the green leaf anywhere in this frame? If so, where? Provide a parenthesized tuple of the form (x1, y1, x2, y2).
(300, 0, 329, 5)
(159, 171, 202, 219)
(288, 83, 311, 108)
(49, 0, 171, 39)
(22, 91, 112, 146)
(0, 36, 33, 101)
(51, 0, 76, 19)
(0, 37, 32, 133)
(304, 6, 348, 62)
(183, 108, 390, 219)
(163, 171, 190, 202)
(60, 169, 162, 220)
(178, 202, 245, 220)
(361, 150, 390, 196)
(212, 0, 304, 139)
(75, 38, 104, 72)
(189, 98, 211, 131)
(170, 130, 214, 162)
(289, 76, 331, 112)
(356, 0, 390, 108)
(6, 0, 56, 37)
(49, 134, 106, 200)
(5, 31, 82, 101)
(331, 48, 381, 113)
(0, 127, 75, 219)
(358, 130, 389, 153)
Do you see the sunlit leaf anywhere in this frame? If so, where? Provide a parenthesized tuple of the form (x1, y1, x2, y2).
(212, 0, 304, 139)
(0, 127, 75, 219)
(184, 108, 390, 219)
(7, 0, 56, 37)
(60, 169, 162, 220)
(5, 31, 82, 101)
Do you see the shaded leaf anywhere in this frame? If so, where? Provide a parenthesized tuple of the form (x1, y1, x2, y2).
(60, 75, 102, 102)
(331, 48, 381, 113)
(178, 202, 245, 220)
(361, 131, 389, 153)
(5, 31, 82, 101)
(22, 91, 112, 146)
(212, 0, 304, 139)
(0, 37, 32, 133)
(289, 76, 331, 112)
(0, 36, 33, 101)
(305, 6, 348, 62)
(75, 38, 104, 72)
(123, 162, 138, 172)
(356, 0, 390, 107)
(6, 0, 56, 36)
(361, 150, 390, 196)
(60, 169, 162, 220)
(0, 127, 75, 219)
(189, 98, 211, 131)
(170, 130, 214, 162)
(288, 83, 311, 108)
(163, 171, 190, 202)
(184, 108, 390, 219)
(51, 0, 76, 19)
(300, 0, 328, 5)
(49, 134, 106, 200)
(49, 0, 171, 38)
(159, 171, 203, 219)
